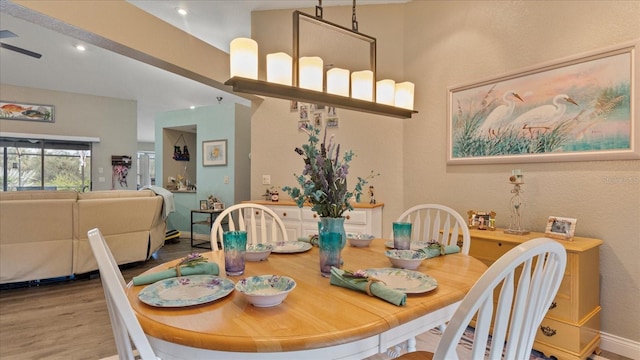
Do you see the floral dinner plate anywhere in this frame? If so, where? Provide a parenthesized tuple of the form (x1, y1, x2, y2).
(138, 275, 235, 307)
(364, 268, 437, 294)
(271, 241, 313, 254)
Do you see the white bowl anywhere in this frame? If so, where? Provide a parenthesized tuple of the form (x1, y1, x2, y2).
(385, 249, 428, 270)
(347, 233, 375, 247)
(245, 243, 273, 262)
(235, 275, 296, 307)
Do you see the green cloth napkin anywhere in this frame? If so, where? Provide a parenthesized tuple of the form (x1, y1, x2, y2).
(420, 245, 460, 258)
(132, 262, 219, 286)
(329, 267, 407, 306)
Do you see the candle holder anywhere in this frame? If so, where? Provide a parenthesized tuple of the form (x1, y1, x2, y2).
(505, 173, 530, 235)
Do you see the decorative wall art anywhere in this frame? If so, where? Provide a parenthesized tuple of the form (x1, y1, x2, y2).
(447, 40, 639, 164)
(0, 101, 54, 122)
(202, 140, 227, 166)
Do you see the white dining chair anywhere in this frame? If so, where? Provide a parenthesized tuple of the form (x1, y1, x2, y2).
(397, 237, 567, 360)
(87, 228, 160, 360)
(391, 204, 471, 255)
(210, 203, 289, 250)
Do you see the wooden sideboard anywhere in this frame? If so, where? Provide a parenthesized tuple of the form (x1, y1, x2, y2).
(245, 200, 384, 239)
(468, 229, 603, 360)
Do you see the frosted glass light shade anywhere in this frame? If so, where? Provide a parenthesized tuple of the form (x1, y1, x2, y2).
(376, 79, 396, 105)
(351, 70, 374, 101)
(266, 52, 292, 85)
(326, 68, 350, 97)
(230, 38, 258, 80)
(299, 56, 324, 91)
(395, 81, 415, 110)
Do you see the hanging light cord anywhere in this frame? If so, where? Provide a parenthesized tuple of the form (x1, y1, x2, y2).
(352, 0, 358, 32)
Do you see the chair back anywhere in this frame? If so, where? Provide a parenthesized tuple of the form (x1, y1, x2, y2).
(210, 203, 289, 250)
(434, 237, 567, 360)
(87, 228, 158, 360)
(393, 204, 471, 254)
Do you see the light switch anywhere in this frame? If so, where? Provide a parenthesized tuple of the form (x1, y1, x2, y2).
(262, 175, 271, 185)
(224, 176, 229, 184)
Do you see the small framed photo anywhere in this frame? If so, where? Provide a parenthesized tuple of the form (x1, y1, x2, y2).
(213, 202, 225, 211)
(199, 200, 208, 210)
(468, 210, 496, 230)
(545, 216, 577, 240)
(202, 139, 227, 166)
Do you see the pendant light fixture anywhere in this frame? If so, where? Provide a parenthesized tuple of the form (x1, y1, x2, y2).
(225, 1, 417, 118)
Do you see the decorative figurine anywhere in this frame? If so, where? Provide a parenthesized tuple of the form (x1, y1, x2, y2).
(368, 185, 376, 205)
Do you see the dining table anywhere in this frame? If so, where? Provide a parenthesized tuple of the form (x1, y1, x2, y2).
(125, 238, 488, 359)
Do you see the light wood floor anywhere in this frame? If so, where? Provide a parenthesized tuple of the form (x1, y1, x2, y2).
(0, 238, 628, 360)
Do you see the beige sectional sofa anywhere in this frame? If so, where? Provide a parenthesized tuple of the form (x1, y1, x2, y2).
(0, 190, 167, 284)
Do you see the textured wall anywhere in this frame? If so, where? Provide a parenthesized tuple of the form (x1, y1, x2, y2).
(250, 0, 640, 346)
(403, 0, 640, 343)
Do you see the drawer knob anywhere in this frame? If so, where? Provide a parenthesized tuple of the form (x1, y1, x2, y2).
(548, 302, 557, 310)
(346, 215, 351, 220)
(498, 242, 502, 247)
(283, 212, 287, 217)
(540, 326, 557, 337)
(313, 214, 317, 218)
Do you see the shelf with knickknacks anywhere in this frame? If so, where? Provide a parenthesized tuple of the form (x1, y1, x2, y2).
(505, 169, 529, 235)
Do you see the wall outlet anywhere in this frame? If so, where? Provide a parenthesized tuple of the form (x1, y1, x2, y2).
(262, 175, 271, 185)
(224, 176, 229, 184)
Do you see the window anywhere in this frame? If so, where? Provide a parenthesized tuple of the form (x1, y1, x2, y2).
(1, 137, 92, 192)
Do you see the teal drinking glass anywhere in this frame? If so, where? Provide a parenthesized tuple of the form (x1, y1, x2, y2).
(393, 222, 412, 250)
(223, 231, 247, 276)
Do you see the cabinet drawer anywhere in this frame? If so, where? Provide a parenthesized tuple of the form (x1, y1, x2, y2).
(269, 206, 302, 222)
(301, 209, 368, 225)
(344, 210, 367, 225)
(535, 307, 600, 354)
(469, 238, 517, 262)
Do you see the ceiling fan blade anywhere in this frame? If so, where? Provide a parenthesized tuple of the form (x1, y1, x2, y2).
(0, 42, 42, 59)
(0, 30, 18, 39)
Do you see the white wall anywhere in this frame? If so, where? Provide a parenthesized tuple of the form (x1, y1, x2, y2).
(0, 84, 138, 191)
(249, 0, 640, 347)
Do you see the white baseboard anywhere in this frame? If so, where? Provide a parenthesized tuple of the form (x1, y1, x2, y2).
(600, 331, 640, 359)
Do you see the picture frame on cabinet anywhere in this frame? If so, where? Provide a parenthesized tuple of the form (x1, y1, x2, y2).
(447, 40, 639, 164)
(202, 139, 227, 166)
(213, 202, 225, 211)
(199, 200, 208, 210)
(545, 216, 577, 240)
(467, 210, 496, 230)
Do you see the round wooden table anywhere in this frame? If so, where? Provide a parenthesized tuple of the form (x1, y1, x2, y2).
(126, 239, 487, 359)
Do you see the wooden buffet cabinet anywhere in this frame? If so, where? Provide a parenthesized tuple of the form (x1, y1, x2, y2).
(468, 229, 603, 360)
(244, 200, 384, 240)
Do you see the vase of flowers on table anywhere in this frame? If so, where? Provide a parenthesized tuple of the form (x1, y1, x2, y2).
(282, 124, 376, 276)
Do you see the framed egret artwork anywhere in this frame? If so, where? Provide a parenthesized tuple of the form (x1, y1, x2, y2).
(447, 40, 639, 164)
(202, 139, 227, 166)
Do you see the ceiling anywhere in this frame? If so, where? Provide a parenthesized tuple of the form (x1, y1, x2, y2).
(0, 0, 408, 143)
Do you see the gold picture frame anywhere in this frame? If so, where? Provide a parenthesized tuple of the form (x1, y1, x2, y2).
(467, 210, 496, 230)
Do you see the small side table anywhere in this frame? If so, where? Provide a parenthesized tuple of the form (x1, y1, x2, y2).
(190, 209, 222, 249)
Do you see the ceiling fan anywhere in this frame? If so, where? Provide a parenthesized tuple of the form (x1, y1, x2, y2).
(0, 29, 42, 59)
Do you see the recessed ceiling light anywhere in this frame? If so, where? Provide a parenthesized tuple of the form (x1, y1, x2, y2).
(75, 44, 86, 51)
(176, 7, 188, 16)
(189, 105, 195, 110)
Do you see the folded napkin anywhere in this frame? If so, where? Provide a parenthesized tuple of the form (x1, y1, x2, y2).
(132, 262, 219, 286)
(330, 267, 407, 306)
(297, 235, 319, 246)
(420, 245, 460, 258)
